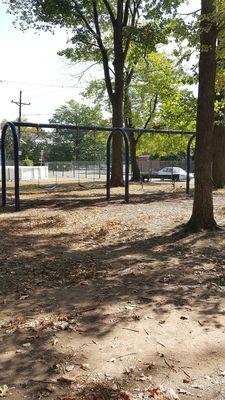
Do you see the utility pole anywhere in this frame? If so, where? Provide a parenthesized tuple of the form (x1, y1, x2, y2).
(11, 90, 30, 141)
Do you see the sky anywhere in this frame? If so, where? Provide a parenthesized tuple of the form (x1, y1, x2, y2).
(0, 0, 200, 124)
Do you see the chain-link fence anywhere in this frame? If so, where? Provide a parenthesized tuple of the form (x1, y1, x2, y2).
(47, 160, 107, 182)
(0, 158, 194, 183)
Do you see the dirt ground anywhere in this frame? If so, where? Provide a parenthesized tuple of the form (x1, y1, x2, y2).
(1, 182, 225, 400)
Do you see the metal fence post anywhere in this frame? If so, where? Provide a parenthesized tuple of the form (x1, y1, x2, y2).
(1, 122, 20, 211)
(186, 134, 196, 194)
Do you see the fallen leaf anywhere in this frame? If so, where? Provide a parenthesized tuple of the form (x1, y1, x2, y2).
(125, 305, 136, 310)
(120, 393, 132, 400)
(0, 385, 9, 397)
(80, 363, 90, 370)
(124, 366, 134, 375)
(183, 377, 190, 383)
(137, 375, 147, 381)
(22, 342, 31, 348)
(177, 388, 194, 396)
(180, 315, 189, 320)
(52, 338, 59, 346)
(112, 383, 117, 390)
(191, 384, 204, 390)
(53, 321, 69, 330)
(15, 349, 24, 354)
(149, 387, 160, 398)
(66, 364, 74, 372)
(164, 388, 180, 400)
(19, 295, 29, 300)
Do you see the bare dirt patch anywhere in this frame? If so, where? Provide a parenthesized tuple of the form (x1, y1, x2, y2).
(1, 182, 225, 399)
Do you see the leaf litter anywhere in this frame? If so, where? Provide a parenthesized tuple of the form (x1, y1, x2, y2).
(1, 184, 225, 399)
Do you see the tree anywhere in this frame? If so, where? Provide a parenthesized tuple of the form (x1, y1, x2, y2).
(49, 100, 107, 161)
(212, 10, 225, 189)
(85, 53, 197, 177)
(187, 0, 218, 231)
(4, 0, 184, 185)
(212, 90, 225, 189)
(138, 89, 196, 157)
(171, 0, 225, 192)
(123, 52, 196, 179)
(2, 102, 106, 164)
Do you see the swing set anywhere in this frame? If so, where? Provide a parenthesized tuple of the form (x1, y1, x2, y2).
(1, 121, 196, 211)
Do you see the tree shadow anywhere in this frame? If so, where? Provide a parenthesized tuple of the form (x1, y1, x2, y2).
(1, 195, 225, 397)
(1, 185, 193, 213)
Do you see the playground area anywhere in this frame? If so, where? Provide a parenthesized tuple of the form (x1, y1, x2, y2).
(1, 183, 225, 399)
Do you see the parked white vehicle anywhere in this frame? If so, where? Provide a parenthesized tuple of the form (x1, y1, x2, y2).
(157, 167, 194, 181)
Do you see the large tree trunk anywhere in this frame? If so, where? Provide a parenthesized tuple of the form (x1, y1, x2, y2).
(110, 7, 124, 187)
(187, 0, 218, 231)
(212, 124, 225, 189)
(111, 92, 124, 186)
(212, 94, 225, 189)
(124, 76, 140, 181)
(129, 132, 140, 181)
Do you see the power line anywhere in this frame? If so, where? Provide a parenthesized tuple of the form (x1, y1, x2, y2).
(0, 79, 85, 89)
(28, 89, 72, 99)
(23, 113, 52, 116)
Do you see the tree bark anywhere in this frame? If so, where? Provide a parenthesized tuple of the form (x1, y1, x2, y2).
(124, 69, 140, 181)
(212, 125, 225, 189)
(187, 0, 218, 231)
(111, 62, 124, 186)
(212, 94, 225, 189)
(129, 132, 140, 181)
(110, 6, 124, 187)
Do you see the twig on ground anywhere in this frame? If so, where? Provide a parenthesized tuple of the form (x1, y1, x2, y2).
(164, 357, 177, 372)
(156, 341, 166, 348)
(122, 327, 139, 333)
(116, 352, 137, 359)
(179, 366, 191, 378)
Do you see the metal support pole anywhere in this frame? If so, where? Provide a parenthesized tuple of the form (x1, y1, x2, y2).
(106, 132, 112, 201)
(186, 134, 196, 194)
(123, 128, 129, 203)
(1, 122, 20, 211)
(1, 127, 6, 207)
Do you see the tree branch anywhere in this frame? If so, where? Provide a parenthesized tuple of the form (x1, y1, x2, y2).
(117, 0, 124, 26)
(92, 0, 114, 103)
(123, 0, 130, 26)
(102, 0, 116, 25)
(71, 0, 96, 37)
(123, 0, 141, 59)
(76, 62, 99, 82)
(143, 93, 158, 130)
(134, 93, 158, 144)
(125, 67, 134, 86)
(92, 0, 102, 38)
(178, 9, 201, 16)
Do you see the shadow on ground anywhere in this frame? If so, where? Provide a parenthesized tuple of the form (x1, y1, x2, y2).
(1, 186, 225, 399)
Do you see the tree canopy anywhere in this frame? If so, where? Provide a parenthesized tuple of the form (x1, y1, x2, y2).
(4, 0, 187, 185)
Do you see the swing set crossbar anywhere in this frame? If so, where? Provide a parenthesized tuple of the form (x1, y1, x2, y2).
(1, 121, 196, 212)
(12, 121, 196, 135)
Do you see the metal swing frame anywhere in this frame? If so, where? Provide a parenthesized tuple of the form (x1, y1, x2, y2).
(1, 121, 196, 212)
